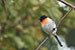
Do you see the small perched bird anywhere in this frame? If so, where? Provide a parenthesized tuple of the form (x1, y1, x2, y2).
(40, 15, 63, 47)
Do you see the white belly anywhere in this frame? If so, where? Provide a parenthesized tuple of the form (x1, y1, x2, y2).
(42, 19, 57, 35)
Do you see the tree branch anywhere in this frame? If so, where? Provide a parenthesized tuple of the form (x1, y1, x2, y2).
(57, 8, 73, 28)
(35, 37, 49, 50)
(59, 0, 75, 9)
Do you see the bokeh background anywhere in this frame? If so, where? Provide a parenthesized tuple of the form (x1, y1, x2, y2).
(0, 0, 75, 50)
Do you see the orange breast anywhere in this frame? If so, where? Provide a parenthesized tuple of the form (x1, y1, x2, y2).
(41, 18, 48, 24)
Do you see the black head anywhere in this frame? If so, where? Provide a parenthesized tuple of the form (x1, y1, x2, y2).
(40, 15, 47, 22)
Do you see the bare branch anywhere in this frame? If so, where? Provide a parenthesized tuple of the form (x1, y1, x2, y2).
(59, 0, 75, 9)
(57, 8, 73, 28)
(35, 37, 49, 50)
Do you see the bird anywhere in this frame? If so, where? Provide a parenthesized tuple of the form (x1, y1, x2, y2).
(40, 15, 63, 47)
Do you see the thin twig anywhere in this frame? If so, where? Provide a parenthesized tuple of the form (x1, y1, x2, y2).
(59, 0, 75, 9)
(57, 8, 73, 28)
(35, 37, 49, 50)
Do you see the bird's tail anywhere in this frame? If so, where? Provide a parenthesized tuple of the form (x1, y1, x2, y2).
(54, 35, 63, 47)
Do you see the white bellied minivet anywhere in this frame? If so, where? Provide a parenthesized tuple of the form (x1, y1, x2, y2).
(40, 15, 63, 47)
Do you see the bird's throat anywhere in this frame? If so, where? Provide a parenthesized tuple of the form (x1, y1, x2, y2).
(41, 18, 48, 24)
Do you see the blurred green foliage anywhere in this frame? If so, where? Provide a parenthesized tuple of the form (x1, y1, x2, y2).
(0, 0, 75, 50)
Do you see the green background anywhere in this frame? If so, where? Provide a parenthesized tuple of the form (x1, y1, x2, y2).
(0, 0, 75, 50)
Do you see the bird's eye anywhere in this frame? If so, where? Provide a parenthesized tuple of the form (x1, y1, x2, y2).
(53, 28, 55, 31)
